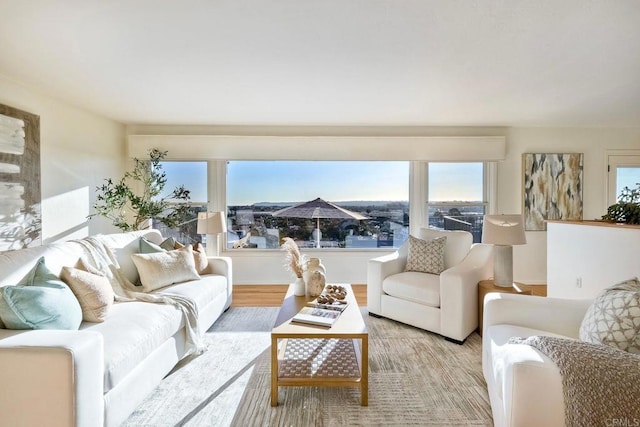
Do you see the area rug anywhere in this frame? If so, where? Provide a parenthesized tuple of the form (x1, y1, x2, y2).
(123, 307, 278, 427)
(124, 307, 493, 426)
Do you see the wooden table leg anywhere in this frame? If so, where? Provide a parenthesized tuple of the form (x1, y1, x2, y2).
(361, 335, 368, 406)
(270, 335, 278, 407)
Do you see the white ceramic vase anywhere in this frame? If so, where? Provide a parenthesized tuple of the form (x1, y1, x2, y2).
(303, 258, 326, 284)
(293, 277, 306, 296)
(306, 270, 326, 297)
(303, 257, 326, 296)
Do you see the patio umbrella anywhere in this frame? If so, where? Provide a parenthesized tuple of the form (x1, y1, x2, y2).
(272, 197, 368, 248)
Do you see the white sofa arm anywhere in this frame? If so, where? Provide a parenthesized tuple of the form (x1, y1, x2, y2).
(440, 243, 494, 341)
(483, 293, 593, 339)
(205, 256, 233, 309)
(367, 251, 406, 314)
(0, 329, 104, 427)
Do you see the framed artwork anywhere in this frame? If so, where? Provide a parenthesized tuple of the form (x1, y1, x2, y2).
(0, 103, 41, 250)
(523, 153, 583, 231)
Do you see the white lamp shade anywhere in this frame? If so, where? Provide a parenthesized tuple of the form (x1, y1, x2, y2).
(197, 211, 227, 235)
(482, 214, 526, 246)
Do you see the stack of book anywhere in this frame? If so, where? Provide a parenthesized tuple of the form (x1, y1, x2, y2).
(291, 301, 349, 327)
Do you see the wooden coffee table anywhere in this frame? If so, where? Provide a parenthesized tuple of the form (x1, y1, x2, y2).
(270, 283, 368, 406)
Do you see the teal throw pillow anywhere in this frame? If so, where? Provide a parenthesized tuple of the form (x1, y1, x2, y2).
(139, 237, 177, 253)
(0, 257, 82, 330)
(139, 237, 165, 253)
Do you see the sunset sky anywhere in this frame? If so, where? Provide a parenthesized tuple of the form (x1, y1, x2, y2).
(161, 161, 484, 205)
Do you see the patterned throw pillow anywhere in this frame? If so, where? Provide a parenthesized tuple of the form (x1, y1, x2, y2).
(404, 235, 447, 274)
(579, 278, 640, 354)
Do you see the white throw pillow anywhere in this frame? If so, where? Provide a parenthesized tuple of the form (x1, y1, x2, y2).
(579, 277, 640, 354)
(404, 235, 447, 274)
(131, 245, 200, 292)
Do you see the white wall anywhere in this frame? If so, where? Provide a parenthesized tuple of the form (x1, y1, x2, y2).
(230, 249, 379, 285)
(0, 75, 126, 243)
(547, 221, 640, 298)
(127, 125, 640, 285)
(502, 127, 640, 284)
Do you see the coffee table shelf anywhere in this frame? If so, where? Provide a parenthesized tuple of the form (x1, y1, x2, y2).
(270, 284, 368, 406)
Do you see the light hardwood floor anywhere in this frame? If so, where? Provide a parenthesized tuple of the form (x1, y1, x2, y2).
(232, 284, 544, 308)
(232, 284, 367, 307)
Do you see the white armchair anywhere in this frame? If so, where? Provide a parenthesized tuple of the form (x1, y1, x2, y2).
(367, 228, 493, 343)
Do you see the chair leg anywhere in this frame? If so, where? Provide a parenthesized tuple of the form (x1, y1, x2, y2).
(368, 312, 383, 318)
(444, 336, 465, 345)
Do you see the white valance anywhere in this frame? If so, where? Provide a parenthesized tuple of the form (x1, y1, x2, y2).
(127, 134, 506, 161)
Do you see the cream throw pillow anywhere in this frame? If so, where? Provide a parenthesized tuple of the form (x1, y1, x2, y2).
(192, 242, 209, 274)
(60, 266, 114, 323)
(579, 277, 640, 354)
(404, 235, 447, 274)
(174, 241, 209, 274)
(131, 245, 200, 292)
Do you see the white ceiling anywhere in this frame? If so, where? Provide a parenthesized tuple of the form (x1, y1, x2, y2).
(1, 1, 639, 127)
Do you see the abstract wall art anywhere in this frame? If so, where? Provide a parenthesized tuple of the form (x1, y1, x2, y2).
(0, 103, 41, 250)
(523, 153, 583, 231)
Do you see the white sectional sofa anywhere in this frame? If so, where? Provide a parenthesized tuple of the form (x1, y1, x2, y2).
(482, 292, 592, 427)
(0, 230, 233, 427)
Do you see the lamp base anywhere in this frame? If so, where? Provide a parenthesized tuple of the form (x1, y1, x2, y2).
(203, 234, 221, 256)
(493, 245, 514, 287)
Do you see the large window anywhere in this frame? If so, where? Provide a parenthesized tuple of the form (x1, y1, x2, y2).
(152, 161, 208, 244)
(226, 161, 409, 249)
(149, 160, 489, 249)
(427, 162, 487, 242)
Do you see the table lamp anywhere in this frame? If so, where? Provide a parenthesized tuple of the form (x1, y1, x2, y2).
(197, 211, 227, 255)
(482, 214, 527, 287)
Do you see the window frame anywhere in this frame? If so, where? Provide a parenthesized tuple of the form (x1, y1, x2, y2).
(605, 150, 640, 207)
(157, 159, 496, 253)
(152, 160, 210, 246)
(223, 160, 411, 251)
(422, 161, 496, 238)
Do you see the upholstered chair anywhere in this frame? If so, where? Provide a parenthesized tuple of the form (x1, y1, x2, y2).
(367, 228, 493, 343)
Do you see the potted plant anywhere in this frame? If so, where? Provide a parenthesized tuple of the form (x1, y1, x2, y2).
(602, 183, 640, 224)
(89, 149, 191, 231)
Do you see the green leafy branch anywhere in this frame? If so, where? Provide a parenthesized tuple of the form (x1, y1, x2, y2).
(89, 149, 192, 231)
(602, 182, 640, 224)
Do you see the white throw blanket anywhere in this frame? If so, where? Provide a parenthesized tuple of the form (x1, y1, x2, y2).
(74, 237, 205, 356)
